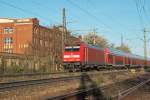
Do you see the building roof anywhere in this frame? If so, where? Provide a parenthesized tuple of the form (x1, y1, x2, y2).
(0, 18, 38, 24)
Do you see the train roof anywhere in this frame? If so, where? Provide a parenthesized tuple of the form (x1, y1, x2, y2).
(86, 44, 104, 50)
(107, 47, 146, 60)
(65, 42, 104, 50)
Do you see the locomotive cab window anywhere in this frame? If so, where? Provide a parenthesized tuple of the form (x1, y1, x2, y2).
(65, 46, 80, 51)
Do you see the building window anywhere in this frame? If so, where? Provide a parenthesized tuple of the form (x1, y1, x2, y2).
(3, 43, 13, 53)
(3, 49, 13, 53)
(4, 27, 14, 34)
(4, 44, 13, 49)
(24, 44, 29, 48)
(19, 44, 28, 48)
(40, 40, 43, 46)
(19, 44, 23, 48)
(45, 41, 48, 47)
(4, 37, 13, 44)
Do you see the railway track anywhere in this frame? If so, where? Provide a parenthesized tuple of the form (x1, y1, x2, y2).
(0, 70, 128, 92)
(112, 77, 150, 100)
(0, 72, 66, 78)
(45, 73, 150, 100)
(0, 75, 82, 92)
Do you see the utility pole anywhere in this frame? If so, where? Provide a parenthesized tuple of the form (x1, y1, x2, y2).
(62, 8, 67, 52)
(62, 8, 67, 43)
(61, 8, 67, 65)
(143, 28, 148, 66)
(93, 28, 97, 45)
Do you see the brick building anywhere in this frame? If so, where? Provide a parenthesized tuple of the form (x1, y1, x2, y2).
(0, 18, 83, 72)
(0, 18, 64, 57)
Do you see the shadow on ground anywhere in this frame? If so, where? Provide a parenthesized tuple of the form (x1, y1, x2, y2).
(76, 73, 110, 100)
(45, 73, 111, 100)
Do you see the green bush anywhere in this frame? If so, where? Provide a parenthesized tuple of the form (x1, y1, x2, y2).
(13, 66, 24, 73)
(4, 66, 24, 74)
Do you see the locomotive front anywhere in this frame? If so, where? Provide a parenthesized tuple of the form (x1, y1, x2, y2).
(63, 44, 82, 71)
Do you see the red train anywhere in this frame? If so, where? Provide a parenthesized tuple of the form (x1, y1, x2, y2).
(63, 42, 150, 71)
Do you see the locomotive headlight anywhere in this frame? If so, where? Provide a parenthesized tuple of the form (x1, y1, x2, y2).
(64, 55, 70, 58)
(64, 59, 67, 61)
(73, 55, 80, 58)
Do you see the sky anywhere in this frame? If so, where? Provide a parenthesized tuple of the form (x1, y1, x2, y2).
(0, 0, 150, 57)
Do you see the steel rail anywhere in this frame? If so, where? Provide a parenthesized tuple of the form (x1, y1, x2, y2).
(46, 87, 100, 100)
(0, 70, 128, 92)
(0, 76, 81, 92)
(45, 84, 109, 100)
(0, 72, 66, 78)
(112, 78, 150, 100)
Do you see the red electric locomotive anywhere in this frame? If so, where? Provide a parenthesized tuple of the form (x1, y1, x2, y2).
(63, 43, 105, 71)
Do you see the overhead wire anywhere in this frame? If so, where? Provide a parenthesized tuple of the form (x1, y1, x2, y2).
(135, 0, 150, 27)
(86, 0, 130, 31)
(134, 0, 150, 57)
(31, 0, 127, 36)
(67, 0, 141, 46)
(142, 0, 150, 26)
(0, 0, 57, 25)
(67, 0, 112, 30)
(134, 0, 146, 39)
(134, 0, 145, 27)
(87, 0, 148, 46)
(29, 0, 60, 25)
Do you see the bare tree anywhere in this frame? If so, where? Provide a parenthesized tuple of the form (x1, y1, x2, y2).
(83, 33, 109, 48)
(116, 44, 131, 53)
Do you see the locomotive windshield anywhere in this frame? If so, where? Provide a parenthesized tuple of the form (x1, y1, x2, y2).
(65, 46, 80, 51)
